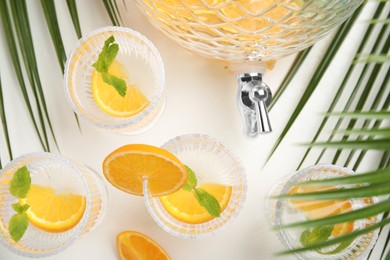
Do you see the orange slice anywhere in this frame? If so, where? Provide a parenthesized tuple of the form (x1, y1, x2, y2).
(21, 184, 86, 232)
(92, 60, 150, 117)
(288, 184, 354, 237)
(103, 144, 187, 196)
(117, 231, 170, 260)
(159, 183, 232, 224)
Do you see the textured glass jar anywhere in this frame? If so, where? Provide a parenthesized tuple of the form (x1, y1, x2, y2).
(133, 0, 363, 137)
(134, 0, 362, 63)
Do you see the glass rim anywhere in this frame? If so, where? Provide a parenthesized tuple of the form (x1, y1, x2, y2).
(64, 26, 165, 129)
(0, 152, 92, 257)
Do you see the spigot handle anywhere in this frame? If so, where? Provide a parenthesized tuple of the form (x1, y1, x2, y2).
(254, 98, 272, 133)
(237, 73, 272, 137)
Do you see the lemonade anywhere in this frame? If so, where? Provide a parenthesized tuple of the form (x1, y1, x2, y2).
(269, 165, 379, 259)
(0, 153, 108, 257)
(65, 26, 165, 133)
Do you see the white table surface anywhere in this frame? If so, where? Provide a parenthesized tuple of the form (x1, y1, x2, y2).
(0, 1, 386, 259)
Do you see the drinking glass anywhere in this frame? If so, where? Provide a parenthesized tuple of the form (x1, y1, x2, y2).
(267, 164, 379, 259)
(64, 26, 165, 133)
(134, 0, 363, 136)
(144, 134, 247, 239)
(0, 152, 109, 257)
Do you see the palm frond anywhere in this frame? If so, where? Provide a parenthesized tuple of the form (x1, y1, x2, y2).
(102, 0, 122, 26)
(356, 54, 390, 63)
(306, 139, 390, 151)
(40, 0, 81, 131)
(277, 217, 390, 256)
(269, 48, 311, 111)
(327, 110, 390, 119)
(10, 0, 58, 150)
(66, 0, 82, 39)
(279, 199, 390, 230)
(40, 0, 67, 73)
(296, 3, 389, 169)
(265, 6, 363, 163)
(0, 74, 12, 167)
(0, 0, 47, 151)
(334, 128, 390, 137)
(294, 167, 390, 186)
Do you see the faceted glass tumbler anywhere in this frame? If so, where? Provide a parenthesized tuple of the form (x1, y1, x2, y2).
(267, 164, 380, 260)
(144, 134, 247, 239)
(64, 26, 165, 133)
(0, 153, 109, 257)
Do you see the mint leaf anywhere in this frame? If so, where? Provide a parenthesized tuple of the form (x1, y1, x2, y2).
(102, 73, 127, 97)
(92, 35, 128, 97)
(9, 166, 31, 199)
(92, 35, 115, 72)
(11, 203, 30, 214)
(194, 188, 221, 217)
(9, 213, 29, 242)
(182, 166, 197, 192)
(105, 43, 119, 69)
(300, 226, 333, 247)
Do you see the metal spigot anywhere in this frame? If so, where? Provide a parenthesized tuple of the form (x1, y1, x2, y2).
(237, 73, 272, 137)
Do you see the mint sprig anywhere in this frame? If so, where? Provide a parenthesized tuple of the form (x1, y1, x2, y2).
(8, 166, 31, 242)
(182, 166, 221, 218)
(92, 35, 127, 97)
(300, 225, 355, 254)
(300, 226, 333, 247)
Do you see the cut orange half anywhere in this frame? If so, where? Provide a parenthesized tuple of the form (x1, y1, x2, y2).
(21, 184, 86, 233)
(103, 144, 187, 196)
(159, 183, 232, 224)
(117, 231, 170, 260)
(92, 60, 150, 117)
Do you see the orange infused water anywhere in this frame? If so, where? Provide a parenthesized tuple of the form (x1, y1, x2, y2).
(143, 134, 247, 239)
(0, 153, 108, 257)
(269, 165, 379, 259)
(65, 26, 165, 132)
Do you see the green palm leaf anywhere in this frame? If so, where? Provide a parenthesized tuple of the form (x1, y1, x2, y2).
(306, 139, 390, 151)
(327, 110, 390, 119)
(265, 7, 363, 163)
(40, 0, 67, 73)
(102, 0, 122, 26)
(334, 128, 390, 137)
(279, 199, 390, 230)
(66, 0, 82, 39)
(9, 0, 58, 150)
(296, 3, 389, 169)
(0, 0, 47, 151)
(0, 74, 12, 167)
(277, 217, 390, 256)
(269, 48, 311, 111)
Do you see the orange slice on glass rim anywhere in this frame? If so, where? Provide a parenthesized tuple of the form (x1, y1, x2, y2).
(103, 144, 188, 196)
